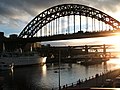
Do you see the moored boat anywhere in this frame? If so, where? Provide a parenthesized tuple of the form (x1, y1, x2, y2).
(0, 52, 47, 67)
(80, 57, 109, 65)
(80, 53, 109, 65)
(0, 62, 14, 70)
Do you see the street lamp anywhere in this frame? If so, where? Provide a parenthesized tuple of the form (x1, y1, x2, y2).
(58, 50, 61, 90)
(54, 50, 61, 90)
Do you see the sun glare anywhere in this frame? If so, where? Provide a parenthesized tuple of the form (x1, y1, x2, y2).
(105, 33, 120, 67)
(107, 58, 120, 69)
(109, 34, 120, 52)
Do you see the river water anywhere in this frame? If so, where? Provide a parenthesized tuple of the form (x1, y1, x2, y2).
(0, 58, 120, 90)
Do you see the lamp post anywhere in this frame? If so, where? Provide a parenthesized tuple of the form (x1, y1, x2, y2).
(58, 50, 61, 90)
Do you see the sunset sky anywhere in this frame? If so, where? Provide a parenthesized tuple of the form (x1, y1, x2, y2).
(0, 0, 120, 47)
(0, 0, 120, 36)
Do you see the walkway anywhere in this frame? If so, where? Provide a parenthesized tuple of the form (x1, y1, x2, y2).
(61, 69, 120, 90)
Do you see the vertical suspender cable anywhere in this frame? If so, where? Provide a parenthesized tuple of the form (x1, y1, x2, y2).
(80, 14, 81, 31)
(58, 18, 59, 34)
(53, 20, 55, 35)
(49, 23, 50, 36)
(94, 18, 96, 31)
(92, 18, 93, 31)
(56, 19, 57, 34)
(44, 26, 45, 36)
(68, 16, 70, 34)
(86, 16, 88, 32)
(102, 22, 103, 31)
(40, 28, 42, 37)
(99, 20, 100, 31)
(50, 22, 52, 35)
(61, 18, 62, 34)
(74, 15, 75, 33)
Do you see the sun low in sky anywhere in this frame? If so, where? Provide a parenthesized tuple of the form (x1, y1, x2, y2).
(42, 34, 120, 51)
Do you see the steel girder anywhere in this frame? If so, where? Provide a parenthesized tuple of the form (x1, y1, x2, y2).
(18, 4, 120, 38)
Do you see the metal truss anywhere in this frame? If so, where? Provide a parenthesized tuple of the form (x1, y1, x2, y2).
(18, 4, 120, 38)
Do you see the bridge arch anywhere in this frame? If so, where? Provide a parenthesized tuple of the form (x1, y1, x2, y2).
(19, 4, 120, 38)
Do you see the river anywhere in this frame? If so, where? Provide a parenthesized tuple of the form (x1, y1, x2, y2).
(0, 58, 119, 90)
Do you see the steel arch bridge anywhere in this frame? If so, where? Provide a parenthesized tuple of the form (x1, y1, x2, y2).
(18, 4, 120, 38)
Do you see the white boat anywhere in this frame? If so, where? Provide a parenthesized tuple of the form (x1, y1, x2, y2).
(0, 62, 14, 70)
(0, 52, 47, 67)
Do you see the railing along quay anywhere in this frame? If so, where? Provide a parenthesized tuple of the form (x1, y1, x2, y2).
(60, 69, 120, 90)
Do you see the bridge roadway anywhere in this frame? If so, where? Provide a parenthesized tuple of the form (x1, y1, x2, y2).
(2, 30, 119, 43)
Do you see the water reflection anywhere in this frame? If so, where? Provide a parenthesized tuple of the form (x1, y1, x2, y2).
(107, 58, 120, 69)
(0, 58, 120, 90)
(103, 62, 108, 73)
(42, 64, 47, 77)
(9, 68, 14, 78)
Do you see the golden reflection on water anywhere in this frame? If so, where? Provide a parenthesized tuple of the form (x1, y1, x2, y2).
(42, 64, 47, 76)
(107, 57, 120, 69)
(94, 33, 120, 69)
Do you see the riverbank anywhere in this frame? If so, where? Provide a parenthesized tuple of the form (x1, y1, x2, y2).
(61, 69, 120, 90)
